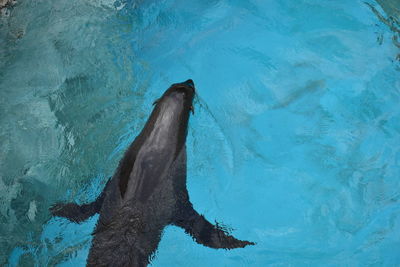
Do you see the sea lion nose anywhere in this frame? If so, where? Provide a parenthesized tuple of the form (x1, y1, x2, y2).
(183, 79, 194, 89)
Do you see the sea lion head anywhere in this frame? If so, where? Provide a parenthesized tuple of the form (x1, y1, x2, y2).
(163, 79, 195, 111)
(153, 79, 196, 116)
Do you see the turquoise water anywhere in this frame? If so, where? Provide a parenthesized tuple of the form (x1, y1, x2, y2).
(1, 0, 400, 266)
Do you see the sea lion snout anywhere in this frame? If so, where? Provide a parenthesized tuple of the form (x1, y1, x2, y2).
(166, 79, 196, 98)
(177, 79, 195, 94)
(182, 79, 195, 90)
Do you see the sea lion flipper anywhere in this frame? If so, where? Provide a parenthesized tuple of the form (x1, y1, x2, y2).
(50, 178, 112, 223)
(50, 201, 99, 223)
(173, 202, 255, 249)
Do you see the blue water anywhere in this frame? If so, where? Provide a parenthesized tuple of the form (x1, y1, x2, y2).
(1, 0, 400, 266)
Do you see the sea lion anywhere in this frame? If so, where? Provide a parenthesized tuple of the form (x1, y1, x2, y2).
(50, 79, 254, 266)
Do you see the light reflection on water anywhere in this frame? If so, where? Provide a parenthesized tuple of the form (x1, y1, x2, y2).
(1, 0, 399, 266)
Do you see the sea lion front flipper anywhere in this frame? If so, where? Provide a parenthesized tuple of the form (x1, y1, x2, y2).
(50, 178, 112, 223)
(173, 201, 255, 249)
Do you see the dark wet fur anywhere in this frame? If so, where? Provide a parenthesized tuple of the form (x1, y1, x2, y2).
(50, 80, 254, 266)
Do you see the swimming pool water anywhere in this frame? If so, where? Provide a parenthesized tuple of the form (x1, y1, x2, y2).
(1, 0, 400, 266)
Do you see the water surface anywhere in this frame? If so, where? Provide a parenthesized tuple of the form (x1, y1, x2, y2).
(1, 0, 399, 266)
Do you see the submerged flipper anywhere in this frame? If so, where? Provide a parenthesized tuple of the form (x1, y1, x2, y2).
(50, 178, 111, 223)
(173, 201, 255, 249)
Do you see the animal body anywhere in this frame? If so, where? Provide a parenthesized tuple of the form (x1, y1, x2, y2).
(50, 79, 254, 266)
